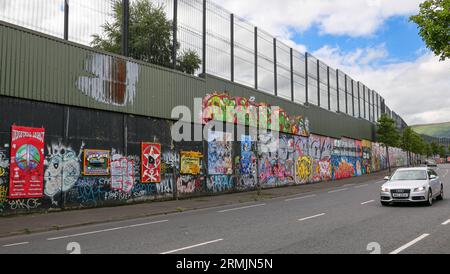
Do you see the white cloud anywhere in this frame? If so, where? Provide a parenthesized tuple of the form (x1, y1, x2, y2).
(214, 0, 423, 37)
(313, 46, 450, 125)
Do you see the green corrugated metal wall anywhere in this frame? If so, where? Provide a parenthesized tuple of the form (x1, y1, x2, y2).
(0, 20, 376, 142)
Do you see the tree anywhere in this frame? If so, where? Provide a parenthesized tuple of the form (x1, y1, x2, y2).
(426, 143, 433, 158)
(438, 145, 446, 158)
(431, 142, 440, 156)
(91, 0, 201, 75)
(410, 0, 450, 61)
(377, 114, 401, 173)
(400, 127, 415, 166)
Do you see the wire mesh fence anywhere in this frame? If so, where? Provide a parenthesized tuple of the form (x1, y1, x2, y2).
(0, 0, 391, 124)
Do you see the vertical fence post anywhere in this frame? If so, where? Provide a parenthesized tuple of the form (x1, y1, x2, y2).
(230, 13, 234, 82)
(121, 0, 129, 57)
(123, 115, 128, 156)
(351, 80, 355, 117)
(290, 48, 294, 102)
(305, 53, 308, 104)
(327, 66, 331, 111)
(173, 0, 178, 70)
(254, 27, 258, 90)
(317, 59, 320, 107)
(273, 38, 277, 96)
(202, 0, 207, 77)
(64, 0, 69, 40)
(336, 69, 340, 112)
(344, 74, 348, 114)
(357, 82, 361, 118)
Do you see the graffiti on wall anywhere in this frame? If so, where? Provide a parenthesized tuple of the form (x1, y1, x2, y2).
(0, 148, 8, 178)
(208, 131, 232, 175)
(9, 126, 45, 199)
(177, 175, 203, 194)
(141, 143, 161, 183)
(278, 135, 295, 185)
(0, 185, 7, 203)
(362, 140, 372, 175)
(202, 92, 310, 136)
(235, 135, 257, 190)
(44, 142, 84, 200)
(110, 155, 134, 193)
(207, 175, 234, 193)
(308, 135, 334, 182)
(258, 132, 279, 186)
(76, 54, 139, 107)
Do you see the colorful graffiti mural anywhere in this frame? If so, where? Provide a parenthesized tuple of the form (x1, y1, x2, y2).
(110, 155, 134, 193)
(202, 92, 309, 136)
(208, 131, 232, 175)
(235, 135, 257, 190)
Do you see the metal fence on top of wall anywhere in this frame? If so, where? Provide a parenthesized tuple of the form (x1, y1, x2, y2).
(0, 0, 403, 127)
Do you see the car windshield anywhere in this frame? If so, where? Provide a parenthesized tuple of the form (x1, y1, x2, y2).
(390, 170, 428, 181)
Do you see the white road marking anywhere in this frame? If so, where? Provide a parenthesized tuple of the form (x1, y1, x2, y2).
(2, 242, 30, 247)
(285, 194, 317, 202)
(328, 188, 348, 194)
(160, 239, 223, 254)
(354, 184, 369, 189)
(343, 184, 355, 187)
(390, 234, 430, 254)
(218, 203, 266, 213)
(47, 220, 169, 241)
(298, 213, 326, 222)
(442, 219, 450, 225)
(361, 200, 375, 205)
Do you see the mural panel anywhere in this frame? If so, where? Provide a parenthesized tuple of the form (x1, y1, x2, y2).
(9, 126, 45, 199)
(141, 143, 161, 183)
(83, 149, 111, 176)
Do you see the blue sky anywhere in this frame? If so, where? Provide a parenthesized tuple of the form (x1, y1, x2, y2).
(215, 0, 450, 125)
(294, 16, 426, 66)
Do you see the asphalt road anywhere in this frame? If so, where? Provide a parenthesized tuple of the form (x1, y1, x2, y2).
(1, 165, 449, 254)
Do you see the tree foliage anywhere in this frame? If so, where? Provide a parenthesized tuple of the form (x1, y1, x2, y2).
(410, 0, 450, 61)
(91, 0, 201, 75)
(377, 114, 401, 172)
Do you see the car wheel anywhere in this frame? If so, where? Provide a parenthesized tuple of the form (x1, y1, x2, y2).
(381, 201, 390, 206)
(437, 186, 444, 201)
(426, 190, 433, 207)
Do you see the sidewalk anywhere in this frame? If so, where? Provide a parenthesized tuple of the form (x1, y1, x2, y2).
(0, 171, 389, 238)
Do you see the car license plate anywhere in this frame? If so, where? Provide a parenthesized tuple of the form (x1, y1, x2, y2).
(393, 193, 409, 198)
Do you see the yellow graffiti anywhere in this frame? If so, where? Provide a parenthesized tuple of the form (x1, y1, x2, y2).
(180, 151, 202, 175)
(296, 156, 312, 182)
(0, 185, 7, 203)
(0, 167, 5, 177)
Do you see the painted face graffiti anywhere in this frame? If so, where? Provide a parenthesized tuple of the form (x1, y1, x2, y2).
(44, 143, 83, 198)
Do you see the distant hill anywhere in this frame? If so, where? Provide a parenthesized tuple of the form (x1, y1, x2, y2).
(411, 122, 450, 138)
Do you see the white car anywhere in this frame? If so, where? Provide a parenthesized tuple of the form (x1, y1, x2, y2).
(380, 167, 444, 206)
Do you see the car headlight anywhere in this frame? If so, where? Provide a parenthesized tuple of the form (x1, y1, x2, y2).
(381, 187, 390, 192)
(414, 186, 426, 192)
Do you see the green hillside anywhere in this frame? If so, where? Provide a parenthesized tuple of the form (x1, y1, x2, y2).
(411, 122, 450, 138)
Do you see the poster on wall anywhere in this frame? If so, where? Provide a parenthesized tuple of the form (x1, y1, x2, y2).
(8, 125, 45, 199)
(83, 149, 111, 176)
(208, 131, 233, 175)
(180, 151, 202, 175)
(141, 143, 161, 183)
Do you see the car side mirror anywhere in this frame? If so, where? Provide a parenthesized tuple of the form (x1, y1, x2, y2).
(430, 175, 437, 179)
(384, 176, 390, 181)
